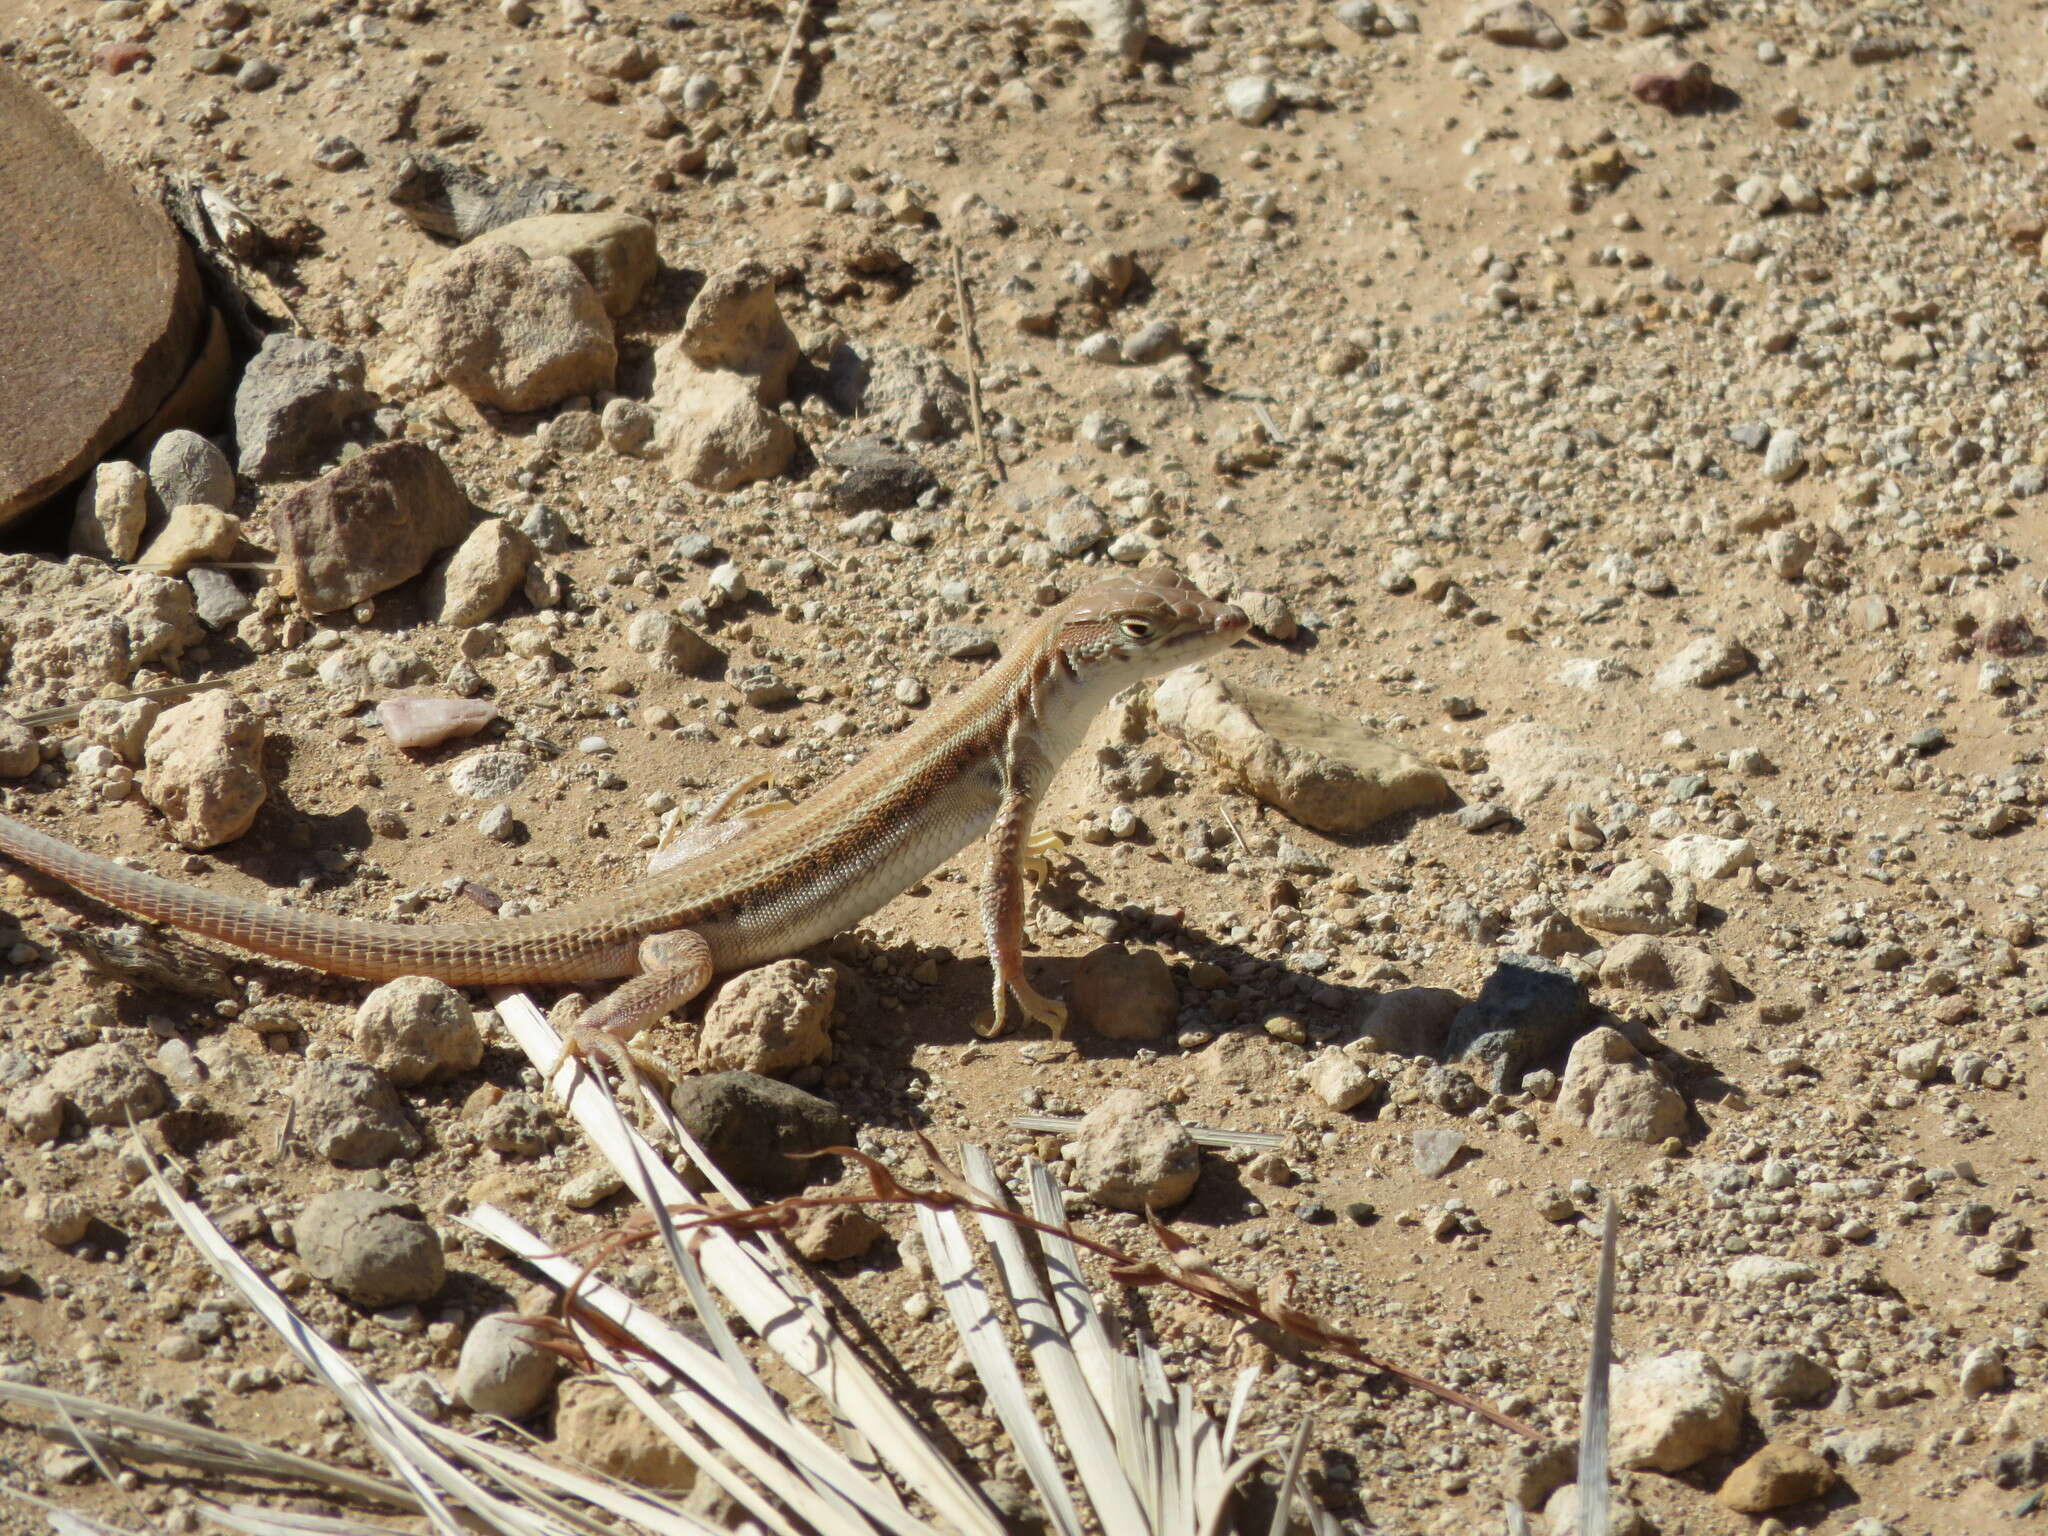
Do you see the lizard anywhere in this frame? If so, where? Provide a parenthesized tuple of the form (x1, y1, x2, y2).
(0, 571, 1250, 1077)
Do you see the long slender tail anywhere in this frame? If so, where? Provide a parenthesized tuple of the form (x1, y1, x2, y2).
(0, 810, 630, 984)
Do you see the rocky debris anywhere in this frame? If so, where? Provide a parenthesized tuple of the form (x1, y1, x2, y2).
(1484, 723, 1624, 812)
(428, 517, 535, 626)
(1541, 1485, 1652, 1536)
(1468, 0, 1564, 48)
(386, 153, 595, 243)
(1308, 1049, 1381, 1111)
(1412, 1127, 1466, 1177)
(0, 713, 40, 779)
(1444, 954, 1591, 1093)
(626, 610, 719, 676)
(454, 1312, 560, 1419)
(1555, 1028, 1686, 1143)
(375, 698, 496, 751)
(6, 1082, 64, 1144)
(1066, 1088, 1199, 1210)
(232, 333, 374, 477)
(1632, 60, 1715, 112)
(273, 441, 472, 614)
(352, 976, 483, 1086)
(188, 568, 253, 628)
(1727, 1254, 1818, 1293)
(1959, 1343, 2007, 1399)
(1660, 833, 1755, 882)
(791, 1204, 887, 1263)
(27, 1192, 94, 1247)
(291, 1059, 423, 1166)
(42, 1042, 166, 1126)
(1069, 943, 1179, 1039)
(1597, 935, 1736, 1008)
(477, 1091, 555, 1157)
(1738, 1349, 1838, 1406)
(138, 503, 240, 575)
(1051, 0, 1149, 67)
(1653, 633, 1754, 689)
(140, 690, 266, 849)
(146, 429, 233, 520)
(472, 212, 658, 319)
(1573, 861, 1697, 936)
(829, 339, 970, 443)
(826, 436, 937, 512)
(650, 260, 800, 491)
(296, 1189, 444, 1305)
(1354, 987, 1464, 1057)
(449, 749, 531, 800)
(1716, 1444, 1836, 1513)
(1222, 76, 1279, 126)
(1154, 668, 1451, 834)
(667, 1072, 849, 1194)
(696, 958, 837, 1075)
(70, 460, 149, 562)
(0, 66, 203, 531)
(554, 1380, 696, 1489)
(403, 241, 616, 413)
(1611, 1350, 1746, 1471)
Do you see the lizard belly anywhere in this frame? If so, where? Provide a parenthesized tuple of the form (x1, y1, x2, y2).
(706, 777, 1000, 968)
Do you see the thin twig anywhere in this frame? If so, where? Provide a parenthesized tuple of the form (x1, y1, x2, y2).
(11, 677, 229, 729)
(1010, 1113, 1285, 1152)
(949, 241, 1003, 482)
(752, 0, 811, 130)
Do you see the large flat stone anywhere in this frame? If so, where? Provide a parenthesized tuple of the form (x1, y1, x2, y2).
(0, 63, 203, 529)
(1154, 667, 1454, 834)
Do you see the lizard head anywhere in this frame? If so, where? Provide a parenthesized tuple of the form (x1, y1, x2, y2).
(1051, 568, 1251, 684)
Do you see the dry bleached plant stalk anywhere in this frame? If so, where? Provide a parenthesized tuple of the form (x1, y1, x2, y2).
(535, 1130, 1541, 1441)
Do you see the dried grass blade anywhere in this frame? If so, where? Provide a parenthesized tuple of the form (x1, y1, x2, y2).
(0, 1488, 146, 1536)
(1506, 1503, 1533, 1536)
(492, 991, 1001, 1536)
(916, 1199, 1087, 1536)
(570, 1328, 829, 1536)
(0, 1382, 410, 1510)
(462, 1205, 943, 1536)
(1025, 1162, 1122, 1426)
(1578, 1196, 1619, 1536)
(961, 1147, 1149, 1536)
(1265, 1416, 1313, 1536)
(204, 1507, 413, 1536)
(407, 1415, 726, 1536)
(145, 1166, 569, 1536)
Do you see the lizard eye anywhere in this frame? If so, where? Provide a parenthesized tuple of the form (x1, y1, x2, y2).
(1119, 618, 1155, 642)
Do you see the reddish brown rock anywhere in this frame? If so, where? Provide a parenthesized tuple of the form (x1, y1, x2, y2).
(272, 441, 472, 614)
(0, 63, 203, 529)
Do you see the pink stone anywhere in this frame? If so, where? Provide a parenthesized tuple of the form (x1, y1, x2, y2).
(376, 698, 496, 751)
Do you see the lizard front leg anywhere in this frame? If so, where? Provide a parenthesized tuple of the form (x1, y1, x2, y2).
(976, 786, 1069, 1040)
(548, 928, 714, 1093)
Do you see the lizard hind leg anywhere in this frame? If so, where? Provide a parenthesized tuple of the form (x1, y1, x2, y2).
(547, 928, 714, 1097)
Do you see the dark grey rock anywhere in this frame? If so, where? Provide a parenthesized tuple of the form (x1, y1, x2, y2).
(291, 1059, 422, 1166)
(1443, 954, 1592, 1093)
(826, 436, 937, 513)
(187, 567, 251, 628)
(234, 333, 374, 478)
(667, 1071, 850, 1195)
(296, 1189, 444, 1305)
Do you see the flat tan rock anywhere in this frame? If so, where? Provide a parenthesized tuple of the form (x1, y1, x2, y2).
(1154, 666, 1453, 834)
(0, 62, 203, 529)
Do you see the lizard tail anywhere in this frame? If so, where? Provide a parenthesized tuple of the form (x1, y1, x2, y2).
(0, 811, 633, 984)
